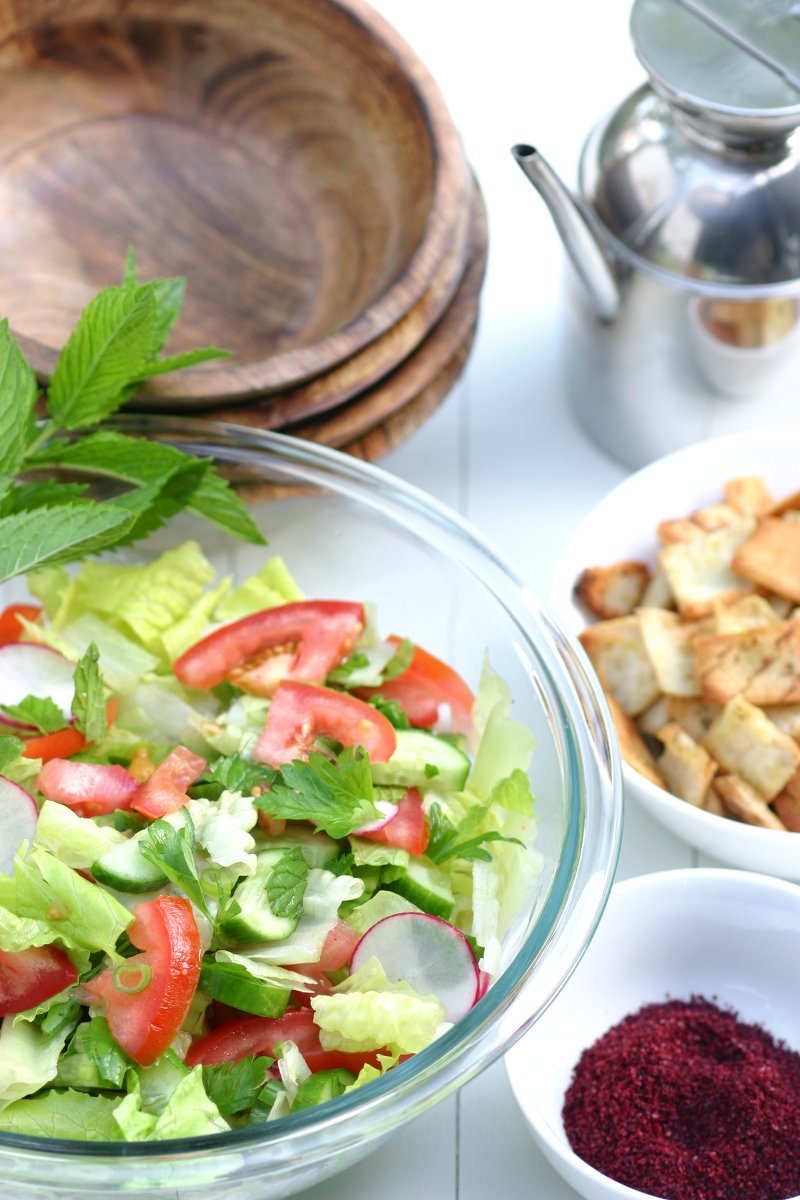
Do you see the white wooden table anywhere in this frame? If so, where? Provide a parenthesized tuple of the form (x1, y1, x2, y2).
(298, 2, 707, 1196)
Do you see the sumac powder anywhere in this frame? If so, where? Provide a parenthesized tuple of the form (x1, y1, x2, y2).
(562, 996, 800, 1200)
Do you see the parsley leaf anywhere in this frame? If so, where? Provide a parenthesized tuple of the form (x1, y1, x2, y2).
(0, 734, 24, 770)
(265, 848, 307, 920)
(71, 642, 107, 741)
(254, 746, 380, 838)
(0, 695, 65, 734)
(202, 1056, 275, 1117)
(425, 802, 523, 865)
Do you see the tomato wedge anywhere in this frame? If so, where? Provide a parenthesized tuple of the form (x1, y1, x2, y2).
(35, 759, 140, 818)
(131, 745, 206, 820)
(185, 1006, 382, 1074)
(0, 604, 42, 645)
(359, 636, 474, 734)
(172, 600, 365, 695)
(359, 787, 428, 856)
(290, 920, 361, 977)
(0, 945, 77, 1015)
(83, 896, 201, 1067)
(254, 681, 396, 768)
(21, 698, 119, 764)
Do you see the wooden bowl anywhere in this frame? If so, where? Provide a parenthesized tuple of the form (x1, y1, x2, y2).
(0, 0, 470, 404)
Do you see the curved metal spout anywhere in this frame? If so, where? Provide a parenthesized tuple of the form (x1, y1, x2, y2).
(512, 144, 621, 323)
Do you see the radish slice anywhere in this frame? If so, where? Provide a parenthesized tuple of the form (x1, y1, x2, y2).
(352, 800, 399, 835)
(0, 776, 38, 873)
(350, 912, 480, 1023)
(0, 645, 75, 729)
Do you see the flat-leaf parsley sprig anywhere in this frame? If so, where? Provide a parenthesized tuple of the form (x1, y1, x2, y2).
(0, 250, 265, 584)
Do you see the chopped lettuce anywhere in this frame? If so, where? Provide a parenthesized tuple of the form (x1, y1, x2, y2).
(214, 556, 303, 622)
(466, 658, 536, 802)
(114, 1067, 228, 1141)
(348, 837, 409, 870)
(213, 952, 316, 994)
(0, 905, 55, 953)
(343, 890, 423, 936)
(184, 789, 258, 875)
(29, 612, 160, 694)
(0, 1087, 123, 1139)
(160, 576, 231, 663)
(269, 1040, 311, 1121)
(0, 848, 132, 959)
(0, 1017, 69, 1111)
(311, 959, 445, 1055)
(196, 695, 270, 758)
(33, 801, 127, 870)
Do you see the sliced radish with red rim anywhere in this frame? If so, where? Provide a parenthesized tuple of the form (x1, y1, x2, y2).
(350, 911, 481, 1023)
(352, 800, 399, 835)
(0, 776, 38, 873)
(0, 645, 75, 730)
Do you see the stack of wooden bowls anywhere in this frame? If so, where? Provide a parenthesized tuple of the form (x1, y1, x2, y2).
(0, 0, 486, 461)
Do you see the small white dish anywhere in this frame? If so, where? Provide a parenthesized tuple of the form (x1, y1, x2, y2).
(552, 425, 800, 880)
(505, 868, 800, 1200)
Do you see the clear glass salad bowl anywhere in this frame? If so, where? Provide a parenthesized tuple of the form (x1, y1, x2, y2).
(0, 417, 621, 1200)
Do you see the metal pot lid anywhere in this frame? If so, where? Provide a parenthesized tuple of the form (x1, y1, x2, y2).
(579, 0, 800, 293)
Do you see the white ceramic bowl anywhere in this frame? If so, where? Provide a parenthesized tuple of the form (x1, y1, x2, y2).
(552, 426, 800, 880)
(505, 868, 800, 1200)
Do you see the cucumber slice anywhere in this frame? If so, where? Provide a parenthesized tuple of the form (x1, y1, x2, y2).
(91, 834, 167, 893)
(384, 858, 454, 920)
(254, 823, 340, 869)
(219, 849, 304, 943)
(371, 730, 469, 793)
(200, 960, 290, 1018)
(292, 1068, 356, 1111)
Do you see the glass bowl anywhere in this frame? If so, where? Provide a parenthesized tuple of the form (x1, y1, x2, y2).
(0, 416, 622, 1200)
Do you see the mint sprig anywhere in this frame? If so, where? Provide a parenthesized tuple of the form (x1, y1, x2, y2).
(0, 251, 265, 586)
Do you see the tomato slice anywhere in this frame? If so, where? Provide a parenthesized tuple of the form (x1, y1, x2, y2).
(172, 600, 365, 695)
(83, 896, 201, 1067)
(254, 681, 396, 768)
(21, 698, 120, 764)
(131, 746, 206, 820)
(359, 636, 474, 734)
(360, 787, 428, 856)
(185, 1006, 382, 1074)
(35, 759, 140, 818)
(0, 604, 42, 645)
(290, 920, 361, 977)
(0, 945, 77, 1015)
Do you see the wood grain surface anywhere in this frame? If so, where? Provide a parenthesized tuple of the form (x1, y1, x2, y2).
(0, 0, 469, 403)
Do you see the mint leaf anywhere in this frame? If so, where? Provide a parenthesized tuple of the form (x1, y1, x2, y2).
(0, 734, 25, 770)
(71, 642, 107, 741)
(255, 746, 380, 838)
(0, 695, 65, 734)
(98, 461, 209, 547)
(122, 246, 138, 288)
(136, 347, 231, 378)
(147, 275, 185, 356)
(188, 470, 267, 545)
(265, 848, 307, 920)
(47, 285, 159, 429)
(0, 319, 38, 476)
(0, 503, 136, 582)
(0, 481, 89, 515)
(201, 1056, 274, 1117)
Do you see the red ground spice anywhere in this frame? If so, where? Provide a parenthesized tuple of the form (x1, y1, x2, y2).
(562, 996, 800, 1200)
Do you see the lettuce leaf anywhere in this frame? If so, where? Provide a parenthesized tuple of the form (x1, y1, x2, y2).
(214, 556, 303, 622)
(0, 1017, 69, 1111)
(184, 789, 258, 875)
(0, 1087, 123, 1139)
(114, 1067, 228, 1140)
(33, 800, 127, 869)
(311, 958, 445, 1055)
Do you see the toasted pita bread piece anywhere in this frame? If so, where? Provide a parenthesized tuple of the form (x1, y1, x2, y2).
(638, 695, 670, 736)
(691, 503, 743, 532)
(655, 721, 717, 807)
(732, 517, 800, 603)
(637, 608, 704, 697)
(694, 620, 800, 706)
(773, 773, 800, 831)
(703, 788, 728, 818)
(657, 517, 704, 546)
(710, 593, 780, 634)
(724, 475, 774, 517)
(703, 695, 800, 799)
(605, 692, 665, 787)
(769, 488, 800, 517)
(713, 774, 787, 830)
(763, 703, 800, 740)
(575, 561, 650, 619)
(639, 562, 674, 609)
(579, 616, 661, 716)
(658, 519, 755, 619)
(666, 696, 721, 743)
